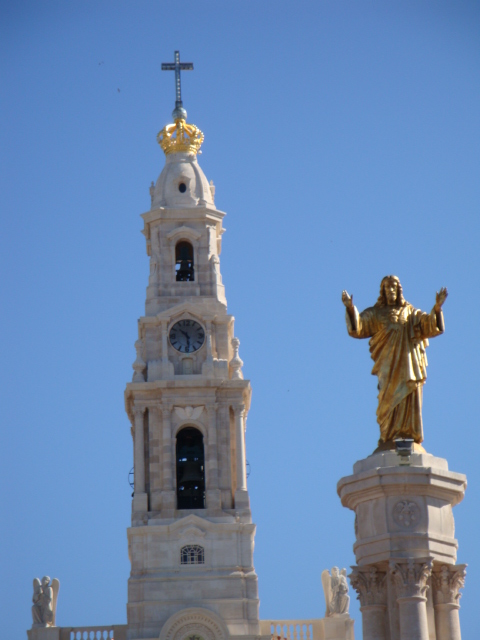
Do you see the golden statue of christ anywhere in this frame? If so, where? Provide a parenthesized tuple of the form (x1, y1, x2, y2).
(342, 276, 448, 446)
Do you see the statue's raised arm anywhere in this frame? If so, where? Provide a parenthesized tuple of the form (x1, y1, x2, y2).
(342, 275, 447, 448)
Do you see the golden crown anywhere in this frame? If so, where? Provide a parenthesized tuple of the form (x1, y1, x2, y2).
(157, 118, 204, 156)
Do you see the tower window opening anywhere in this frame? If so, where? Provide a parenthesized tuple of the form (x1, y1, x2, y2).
(178, 182, 187, 193)
(176, 427, 205, 509)
(181, 545, 205, 565)
(175, 241, 194, 282)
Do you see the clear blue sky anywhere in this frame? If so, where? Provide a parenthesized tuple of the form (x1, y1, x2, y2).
(1, 2, 479, 638)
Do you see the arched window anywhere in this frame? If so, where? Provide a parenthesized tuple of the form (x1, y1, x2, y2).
(176, 427, 205, 509)
(175, 241, 194, 282)
(181, 545, 205, 565)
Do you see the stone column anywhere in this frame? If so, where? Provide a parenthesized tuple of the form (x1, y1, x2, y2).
(149, 404, 163, 511)
(217, 402, 231, 509)
(432, 564, 466, 640)
(234, 403, 249, 509)
(133, 405, 148, 513)
(350, 565, 388, 640)
(390, 559, 433, 640)
(161, 402, 175, 512)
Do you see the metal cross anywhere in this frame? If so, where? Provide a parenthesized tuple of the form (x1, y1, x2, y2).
(161, 51, 193, 113)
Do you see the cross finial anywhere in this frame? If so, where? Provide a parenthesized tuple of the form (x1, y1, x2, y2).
(161, 51, 193, 121)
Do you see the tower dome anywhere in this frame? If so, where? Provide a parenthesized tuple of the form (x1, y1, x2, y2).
(151, 149, 214, 209)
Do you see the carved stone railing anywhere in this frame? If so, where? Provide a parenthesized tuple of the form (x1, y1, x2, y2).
(260, 619, 324, 640)
(58, 625, 127, 640)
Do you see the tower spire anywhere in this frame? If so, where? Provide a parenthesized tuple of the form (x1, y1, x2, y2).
(161, 50, 193, 121)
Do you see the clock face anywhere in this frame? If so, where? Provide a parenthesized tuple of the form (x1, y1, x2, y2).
(169, 319, 205, 353)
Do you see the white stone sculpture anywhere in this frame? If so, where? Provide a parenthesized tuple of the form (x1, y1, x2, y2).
(321, 567, 350, 616)
(132, 338, 146, 382)
(31, 576, 60, 628)
(229, 337, 244, 380)
(211, 254, 223, 285)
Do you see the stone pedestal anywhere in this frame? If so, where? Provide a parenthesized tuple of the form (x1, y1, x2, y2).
(338, 451, 467, 640)
(322, 614, 355, 640)
(27, 629, 60, 640)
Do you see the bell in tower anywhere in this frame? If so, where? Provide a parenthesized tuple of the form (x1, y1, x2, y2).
(175, 241, 195, 281)
(176, 427, 205, 509)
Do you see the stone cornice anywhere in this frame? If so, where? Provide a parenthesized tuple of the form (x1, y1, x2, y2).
(338, 465, 466, 510)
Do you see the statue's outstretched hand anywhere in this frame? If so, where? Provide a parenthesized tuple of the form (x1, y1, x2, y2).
(435, 287, 448, 313)
(342, 290, 353, 310)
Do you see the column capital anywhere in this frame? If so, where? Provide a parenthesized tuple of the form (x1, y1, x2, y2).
(389, 559, 433, 601)
(349, 565, 387, 608)
(432, 564, 466, 607)
(233, 403, 245, 417)
(162, 402, 174, 413)
(133, 404, 147, 419)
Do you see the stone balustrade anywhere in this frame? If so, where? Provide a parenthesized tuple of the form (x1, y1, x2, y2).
(45, 619, 341, 640)
(260, 619, 323, 640)
(58, 625, 127, 640)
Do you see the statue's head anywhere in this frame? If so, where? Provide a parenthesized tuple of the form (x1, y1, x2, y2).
(41, 577, 50, 587)
(331, 567, 339, 577)
(376, 275, 407, 307)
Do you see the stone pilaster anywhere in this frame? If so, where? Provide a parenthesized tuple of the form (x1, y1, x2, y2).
(160, 320, 174, 378)
(233, 403, 249, 509)
(218, 402, 232, 509)
(389, 559, 433, 640)
(161, 402, 175, 512)
(132, 405, 147, 513)
(432, 564, 466, 640)
(201, 320, 215, 376)
(149, 404, 163, 511)
(205, 402, 221, 509)
(350, 565, 388, 640)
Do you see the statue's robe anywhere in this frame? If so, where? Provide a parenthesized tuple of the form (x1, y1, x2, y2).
(346, 303, 444, 443)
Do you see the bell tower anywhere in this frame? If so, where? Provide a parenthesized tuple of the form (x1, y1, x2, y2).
(124, 52, 259, 640)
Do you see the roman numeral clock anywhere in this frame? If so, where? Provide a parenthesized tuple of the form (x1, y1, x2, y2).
(169, 319, 205, 353)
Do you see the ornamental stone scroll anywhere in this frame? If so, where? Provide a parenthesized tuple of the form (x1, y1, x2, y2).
(389, 559, 433, 600)
(349, 565, 387, 608)
(392, 499, 421, 528)
(432, 564, 466, 607)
